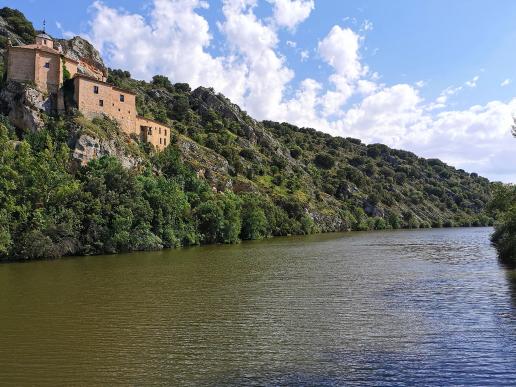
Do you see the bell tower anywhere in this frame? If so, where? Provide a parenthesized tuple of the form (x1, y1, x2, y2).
(35, 20, 53, 48)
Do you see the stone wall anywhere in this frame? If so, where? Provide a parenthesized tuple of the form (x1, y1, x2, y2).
(6, 48, 35, 84)
(136, 116, 171, 151)
(35, 50, 61, 93)
(74, 76, 137, 136)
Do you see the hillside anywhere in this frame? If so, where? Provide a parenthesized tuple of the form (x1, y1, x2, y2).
(0, 8, 493, 260)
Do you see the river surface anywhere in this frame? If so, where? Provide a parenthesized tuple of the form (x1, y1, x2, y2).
(1, 227, 515, 386)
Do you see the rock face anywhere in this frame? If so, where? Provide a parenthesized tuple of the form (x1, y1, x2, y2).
(174, 132, 232, 191)
(57, 36, 107, 78)
(71, 133, 141, 169)
(0, 80, 51, 131)
(190, 86, 294, 162)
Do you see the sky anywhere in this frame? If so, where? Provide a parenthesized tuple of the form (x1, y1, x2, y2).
(6, 0, 516, 182)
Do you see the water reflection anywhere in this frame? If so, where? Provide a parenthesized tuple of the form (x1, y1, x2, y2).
(0, 227, 515, 385)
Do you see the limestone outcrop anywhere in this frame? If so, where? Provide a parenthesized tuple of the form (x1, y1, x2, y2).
(0, 80, 50, 131)
(71, 133, 142, 169)
(57, 36, 107, 78)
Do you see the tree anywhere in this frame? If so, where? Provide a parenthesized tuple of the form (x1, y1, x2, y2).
(240, 194, 268, 240)
(314, 152, 335, 169)
(0, 7, 36, 43)
(488, 184, 516, 265)
(152, 75, 173, 90)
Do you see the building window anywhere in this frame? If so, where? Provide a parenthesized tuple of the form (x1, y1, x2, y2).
(44, 62, 50, 68)
(164, 129, 167, 136)
(159, 128, 161, 134)
(128, 110, 130, 114)
(164, 138, 167, 146)
(99, 99, 104, 107)
(93, 86, 99, 94)
(160, 138, 162, 145)
(120, 94, 125, 102)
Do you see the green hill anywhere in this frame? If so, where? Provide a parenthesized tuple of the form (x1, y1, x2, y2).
(0, 8, 494, 260)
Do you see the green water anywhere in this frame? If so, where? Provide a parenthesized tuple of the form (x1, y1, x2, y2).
(1, 228, 515, 385)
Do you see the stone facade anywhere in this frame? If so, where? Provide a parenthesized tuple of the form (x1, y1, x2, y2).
(73, 75, 137, 135)
(6, 47, 35, 84)
(6, 33, 80, 94)
(137, 116, 170, 151)
(6, 33, 170, 151)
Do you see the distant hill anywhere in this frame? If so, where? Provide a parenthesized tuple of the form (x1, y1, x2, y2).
(0, 7, 493, 260)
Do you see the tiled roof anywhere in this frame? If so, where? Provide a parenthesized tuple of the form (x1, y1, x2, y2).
(10, 44, 79, 63)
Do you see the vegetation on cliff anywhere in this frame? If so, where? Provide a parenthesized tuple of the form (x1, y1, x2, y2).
(0, 7, 497, 260)
(489, 184, 516, 265)
(488, 124, 516, 265)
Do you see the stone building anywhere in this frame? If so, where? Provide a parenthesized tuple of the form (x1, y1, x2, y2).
(6, 32, 81, 94)
(6, 33, 170, 151)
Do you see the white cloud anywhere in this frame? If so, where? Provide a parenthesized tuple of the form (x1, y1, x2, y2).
(286, 40, 296, 47)
(270, 0, 314, 31)
(465, 75, 479, 88)
(356, 79, 378, 96)
(86, 0, 248, 104)
(300, 49, 309, 61)
(219, 0, 294, 119)
(318, 25, 363, 81)
(501, 78, 511, 87)
(316, 25, 365, 114)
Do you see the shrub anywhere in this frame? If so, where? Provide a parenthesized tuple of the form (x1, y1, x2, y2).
(314, 152, 335, 169)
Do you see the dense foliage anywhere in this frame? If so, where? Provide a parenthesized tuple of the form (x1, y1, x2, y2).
(488, 186, 516, 266)
(487, 121, 516, 265)
(101, 71, 495, 229)
(0, 7, 35, 47)
(0, 8, 497, 260)
(0, 117, 320, 260)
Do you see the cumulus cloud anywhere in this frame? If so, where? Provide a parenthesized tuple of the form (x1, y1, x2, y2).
(81, 0, 516, 181)
(270, 0, 314, 30)
(318, 25, 363, 81)
(218, 0, 295, 119)
(317, 25, 365, 114)
(86, 0, 247, 104)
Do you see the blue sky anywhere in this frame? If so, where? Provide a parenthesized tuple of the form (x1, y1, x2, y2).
(5, 0, 516, 181)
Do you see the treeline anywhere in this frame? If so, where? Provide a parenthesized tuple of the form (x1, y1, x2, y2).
(489, 184, 516, 266)
(0, 120, 318, 260)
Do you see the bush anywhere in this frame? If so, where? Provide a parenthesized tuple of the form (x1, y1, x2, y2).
(314, 152, 335, 169)
(290, 145, 302, 159)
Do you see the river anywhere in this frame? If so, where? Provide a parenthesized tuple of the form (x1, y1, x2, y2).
(1, 227, 515, 385)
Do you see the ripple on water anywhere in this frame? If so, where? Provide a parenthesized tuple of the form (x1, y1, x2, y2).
(0, 227, 515, 385)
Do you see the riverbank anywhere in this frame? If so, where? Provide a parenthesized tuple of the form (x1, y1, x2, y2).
(0, 225, 495, 263)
